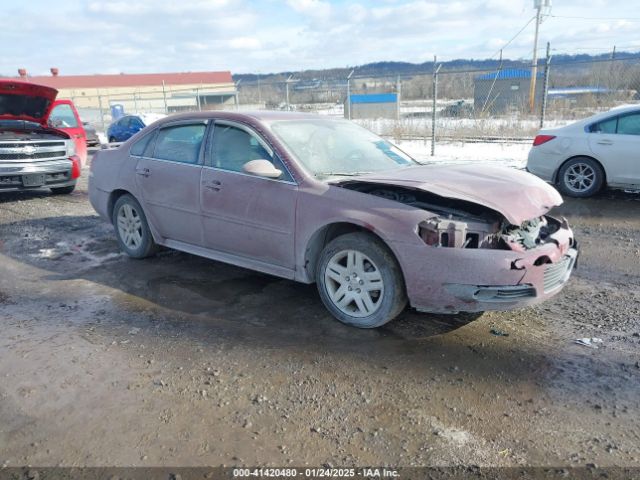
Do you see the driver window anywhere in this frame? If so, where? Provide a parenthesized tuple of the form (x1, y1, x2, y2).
(48, 104, 79, 128)
(210, 124, 292, 181)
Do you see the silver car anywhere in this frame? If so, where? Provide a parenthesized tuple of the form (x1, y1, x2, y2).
(527, 105, 640, 197)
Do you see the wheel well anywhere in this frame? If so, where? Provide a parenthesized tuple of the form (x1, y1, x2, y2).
(554, 155, 607, 185)
(303, 222, 403, 283)
(107, 189, 131, 222)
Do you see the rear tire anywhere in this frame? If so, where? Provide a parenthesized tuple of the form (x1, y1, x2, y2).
(316, 232, 407, 328)
(112, 194, 158, 258)
(557, 157, 604, 198)
(50, 183, 76, 195)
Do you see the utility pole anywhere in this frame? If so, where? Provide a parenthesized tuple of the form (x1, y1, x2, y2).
(528, 1, 543, 113)
(529, 0, 553, 112)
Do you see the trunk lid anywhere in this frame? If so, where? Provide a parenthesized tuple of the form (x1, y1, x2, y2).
(341, 164, 563, 225)
(0, 80, 58, 125)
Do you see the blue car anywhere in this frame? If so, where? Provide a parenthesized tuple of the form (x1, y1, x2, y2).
(107, 115, 146, 143)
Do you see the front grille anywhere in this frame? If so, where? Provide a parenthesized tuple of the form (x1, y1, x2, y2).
(0, 151, 66, 160)
(492, 287, 536, 299)
(0, 140, 67, 163)
(544, 255, 574, 292)
(474, 285, 536, 301)
(0, 142, 64, 149)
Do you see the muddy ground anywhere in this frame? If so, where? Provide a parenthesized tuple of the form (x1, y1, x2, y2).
(0, 158, 639, 470)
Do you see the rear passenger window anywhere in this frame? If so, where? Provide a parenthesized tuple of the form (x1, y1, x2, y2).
(590, 117, 617, 134)
(152, 124, 206, 164)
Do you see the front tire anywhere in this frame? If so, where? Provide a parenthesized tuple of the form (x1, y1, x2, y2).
(557, 157, 604, 198)
(112, 194, 158, 258)
(316, 232, 407, 328)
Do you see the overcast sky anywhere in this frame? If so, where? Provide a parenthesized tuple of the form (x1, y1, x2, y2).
(2, 0, 639, 76)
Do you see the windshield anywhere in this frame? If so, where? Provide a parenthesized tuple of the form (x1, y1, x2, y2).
(270, 119, 416, 177)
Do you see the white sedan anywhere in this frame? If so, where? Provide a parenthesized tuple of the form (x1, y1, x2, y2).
(527, 105, 640, 197)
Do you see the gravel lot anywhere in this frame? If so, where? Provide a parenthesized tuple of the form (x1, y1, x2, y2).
(1, 155, 639, 469)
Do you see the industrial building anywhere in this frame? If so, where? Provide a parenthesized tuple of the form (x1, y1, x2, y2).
(344, 93, 399, 119)
(474, 69, 544, 113)
(4, 68, 237, 123)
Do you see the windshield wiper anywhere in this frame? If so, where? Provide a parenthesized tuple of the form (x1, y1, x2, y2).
(316, 171, 371, 177)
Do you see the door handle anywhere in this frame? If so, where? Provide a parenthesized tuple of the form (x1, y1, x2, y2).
(136, 168, 150, 177)
(204, 180, 221, 191)
(597, 140, 613, 145)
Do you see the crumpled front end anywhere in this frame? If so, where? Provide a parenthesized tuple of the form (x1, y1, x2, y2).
(337, 180, 577, 314)
(400, 212, 577, 313)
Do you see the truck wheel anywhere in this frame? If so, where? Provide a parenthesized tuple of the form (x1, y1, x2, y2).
(50, 184, 76, 195)
(316, 232, 407, 328)
(112, 194, 158, 258)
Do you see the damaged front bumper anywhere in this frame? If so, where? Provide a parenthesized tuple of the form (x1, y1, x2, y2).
(443, 247, 577, 305)
(396, 224, 578, 314)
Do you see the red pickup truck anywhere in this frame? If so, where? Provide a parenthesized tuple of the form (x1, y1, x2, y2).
(0, 80, 86, 194)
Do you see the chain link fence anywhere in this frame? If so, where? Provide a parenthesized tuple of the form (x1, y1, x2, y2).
(76, 47, 640, 152)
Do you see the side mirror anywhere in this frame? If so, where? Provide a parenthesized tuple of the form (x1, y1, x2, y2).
(243, 159, 282, 179)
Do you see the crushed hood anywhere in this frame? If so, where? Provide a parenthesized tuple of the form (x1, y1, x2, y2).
(0, 80, 58, 124)
(344, 164, 563, 225)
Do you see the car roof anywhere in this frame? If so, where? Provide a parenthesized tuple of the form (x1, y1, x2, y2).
(586, 104, 640, 122)
(154, 110, 333, 126)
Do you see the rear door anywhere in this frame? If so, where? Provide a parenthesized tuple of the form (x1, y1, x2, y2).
(48, 100, 88, 166)
(133, 121, 208, 246)
(588, 112, 640, 186)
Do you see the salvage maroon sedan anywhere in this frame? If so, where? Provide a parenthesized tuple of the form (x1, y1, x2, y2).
(89, 111, 578, 328)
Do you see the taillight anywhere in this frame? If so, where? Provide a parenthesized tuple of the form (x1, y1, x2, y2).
(533, 135, 556, 146)
(70, 155, 81, 179)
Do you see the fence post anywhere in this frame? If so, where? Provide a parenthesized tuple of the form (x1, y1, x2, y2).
(346, 70, 354, 120)
(396, 76, 401, 120)
(161, 81, 168, 114)
(540, 42, 551, 129)
(97, 93, 106, 133)
(285, 75, 293, 111)
(431, 56, 441, 156)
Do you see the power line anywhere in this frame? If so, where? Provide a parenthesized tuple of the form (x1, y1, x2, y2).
(549, 14, 640, 21)
(489, 15, 537, 59)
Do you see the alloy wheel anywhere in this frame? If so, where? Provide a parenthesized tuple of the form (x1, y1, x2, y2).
(117, 204, 143, 250)
(324, 249, 384, 318)
(564, 162, 596, 193)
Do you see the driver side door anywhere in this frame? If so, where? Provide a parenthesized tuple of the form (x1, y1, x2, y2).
(200, 121, 298, 274)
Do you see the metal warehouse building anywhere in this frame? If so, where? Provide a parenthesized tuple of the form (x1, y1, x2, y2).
(345, 93, 398, 119)
(474, 69, 544, 113)
(3, 68, 237, 120)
